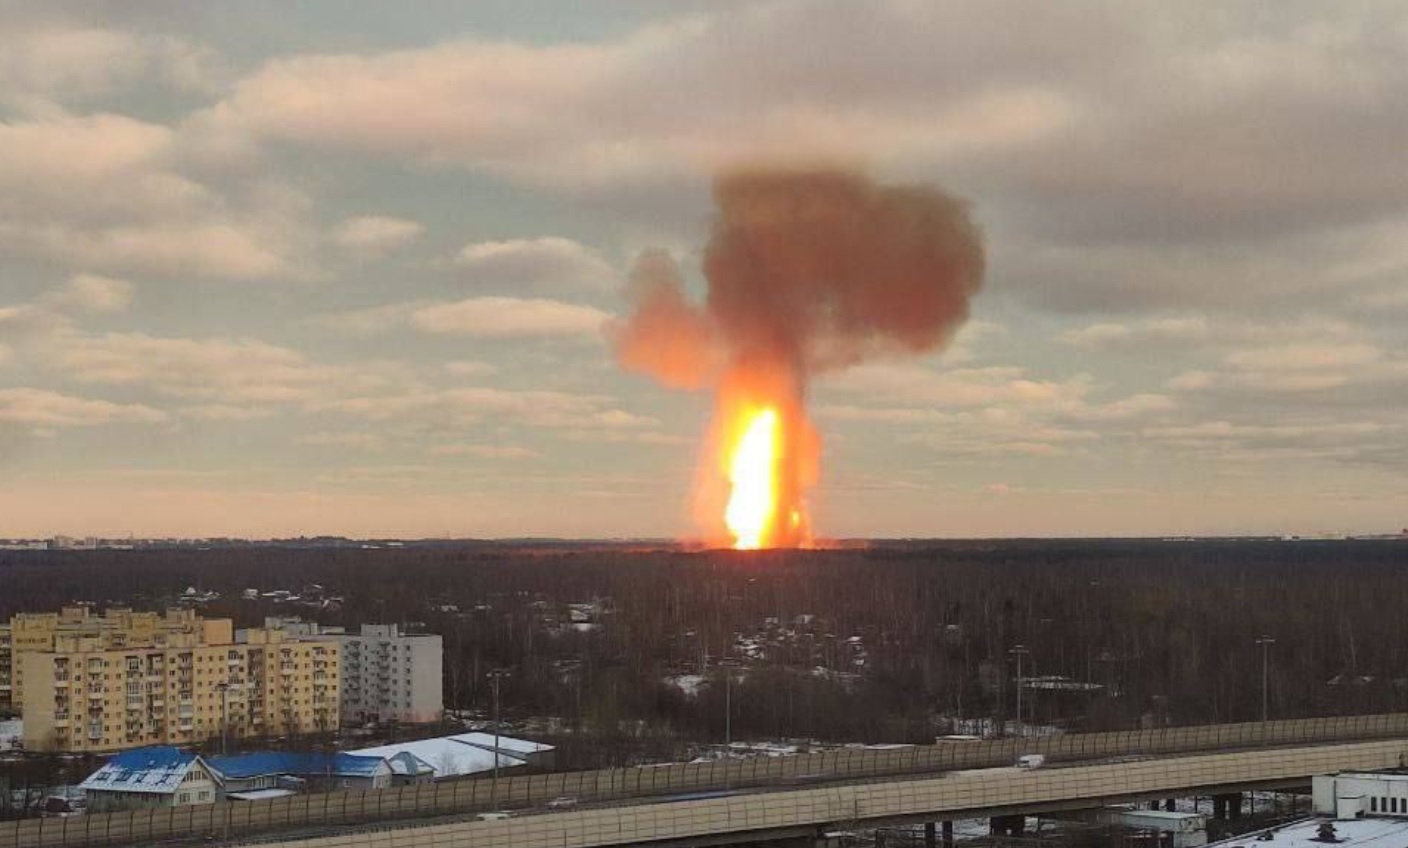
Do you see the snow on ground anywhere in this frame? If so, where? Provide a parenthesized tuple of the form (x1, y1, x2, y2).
(0, 719, 21, 751)
(665, 674, 705, 697)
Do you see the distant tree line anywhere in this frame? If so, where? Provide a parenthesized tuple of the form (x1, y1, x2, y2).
(3, 540, 1407, 764)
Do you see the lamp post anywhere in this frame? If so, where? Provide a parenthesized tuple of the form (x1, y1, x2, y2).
(1255, 637, 1275, 722)
(216, 682, 229, 755)
(719, 660, 740, 790)
(487, 668, 510, 807)
(1009, 645, 1030, 737)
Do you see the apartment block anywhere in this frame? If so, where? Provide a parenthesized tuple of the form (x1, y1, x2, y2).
(19, 626, 339, 753)
(336, 625, 441, 725)
(262, 620, 441, 725)
(0, 606, 223, 714)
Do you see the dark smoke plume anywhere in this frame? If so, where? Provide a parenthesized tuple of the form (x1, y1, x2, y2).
(612, 167, 985, 545)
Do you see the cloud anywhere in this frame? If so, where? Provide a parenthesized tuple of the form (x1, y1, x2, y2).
(0, 387, 166, 427)
(41, 273, 134, 314)
(306, 301, 427, 336)
(411, 297, 611, 339)
(48, 331, 401, 406)
(196, 5, 1080, 186)
(443, 360, 497, 378)
(321, 386, 659, 437)
(429, 443, 538, 459)
(824, 363, 1090, 410)
(296, 431, 385, 451)
(198, 3, 1408, 252)
(1224, 342, 1382, 372)
(1060, 317, 1211, 350)
(0, 112, 312, 280)
(333, 215, 424, 257)
(455, 237, 617, 291)
(178, 404, 277, 422)
(0, 25, 223, 109)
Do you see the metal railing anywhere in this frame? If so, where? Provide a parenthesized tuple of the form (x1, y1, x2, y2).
(5, 712, 1408, 848)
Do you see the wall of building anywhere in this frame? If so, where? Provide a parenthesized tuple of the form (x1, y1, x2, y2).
(330, 626, 442, 725)
(85, 762, 220, 813)
(0, 607, 214, 714)
(19, 627, 339, 753)
(1314, 773, 1408, 818)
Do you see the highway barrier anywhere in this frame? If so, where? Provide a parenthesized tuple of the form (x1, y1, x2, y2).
(4, 711, 1408, 848)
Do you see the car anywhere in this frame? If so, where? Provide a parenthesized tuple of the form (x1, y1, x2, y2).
(476, 812, 511, 822)
(1016, 754, 1046, 769)
(548, 796, 578, 810)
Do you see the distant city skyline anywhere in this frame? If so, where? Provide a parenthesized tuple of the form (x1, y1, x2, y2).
(2, 1, 1406, 539)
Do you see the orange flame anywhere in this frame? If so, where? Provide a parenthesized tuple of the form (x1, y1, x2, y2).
(724, 408, 780, 549)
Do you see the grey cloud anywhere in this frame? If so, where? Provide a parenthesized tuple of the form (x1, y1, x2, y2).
(454, 237, 617, 292)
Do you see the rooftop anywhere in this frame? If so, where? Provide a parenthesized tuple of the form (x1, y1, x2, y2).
(1206, 817, 1408, 848)
(348, 732, 551, 779)
(208, 752, 387, 780)
(79, 747, 206, 795)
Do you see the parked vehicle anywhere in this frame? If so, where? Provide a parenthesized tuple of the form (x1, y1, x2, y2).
(548, 796, 579, 810)
(1016, 754, 1046, 769)
(476, 812, 511, 822)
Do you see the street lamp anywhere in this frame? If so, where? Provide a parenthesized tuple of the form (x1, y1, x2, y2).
(718, 660, 741, 790)
(1255, 637, 1275, 722)
(215, 683, 229, 755)
(1009, 645, 1030, 737)
(487, 668, 511, 806)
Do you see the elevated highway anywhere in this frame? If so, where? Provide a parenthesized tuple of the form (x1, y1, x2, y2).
(242, 738, 1408, 848)
(6, 713, 1408, 848)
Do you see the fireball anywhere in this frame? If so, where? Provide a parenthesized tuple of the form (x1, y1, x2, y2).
(724, 408, 781, 549)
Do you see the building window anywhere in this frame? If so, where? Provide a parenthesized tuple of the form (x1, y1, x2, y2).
(1373, 797, 1378, 812)
(179, 792, 190, 803)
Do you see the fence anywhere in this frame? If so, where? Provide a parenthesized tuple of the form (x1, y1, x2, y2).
(5, 712, 1408, 848)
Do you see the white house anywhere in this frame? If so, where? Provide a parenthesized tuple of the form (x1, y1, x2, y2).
(80, 746, 220, 812)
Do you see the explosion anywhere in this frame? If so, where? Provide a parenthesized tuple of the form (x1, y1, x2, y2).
(613, 168, 985, 549)
(724, 407, 780, 550)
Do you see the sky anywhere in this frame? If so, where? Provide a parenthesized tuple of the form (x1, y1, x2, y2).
(1, 1, 1407, 540)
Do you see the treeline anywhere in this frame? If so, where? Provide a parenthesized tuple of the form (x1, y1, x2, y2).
(2, 540, 1407, 755)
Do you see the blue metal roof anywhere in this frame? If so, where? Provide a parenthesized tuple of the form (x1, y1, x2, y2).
(80, 746, 203, 795)
(208, 752, 386, 780)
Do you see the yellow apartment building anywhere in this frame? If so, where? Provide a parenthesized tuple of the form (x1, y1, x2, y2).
(5, 608, 339, 752)
(0, 606, 220, 714)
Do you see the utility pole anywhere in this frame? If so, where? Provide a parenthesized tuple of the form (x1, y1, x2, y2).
(488, 668, 510, 807)
(1256, 637, 1275, 722)
(1009, 645, 1029, 737)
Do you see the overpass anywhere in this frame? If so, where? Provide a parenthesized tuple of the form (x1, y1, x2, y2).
(235, 737, 1408, 848)
(6, 713, 1408, 848)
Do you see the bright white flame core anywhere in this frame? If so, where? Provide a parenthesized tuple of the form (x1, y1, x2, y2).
(724, 408, 780, 550)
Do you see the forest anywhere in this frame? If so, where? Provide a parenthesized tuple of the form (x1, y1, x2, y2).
(3, 539, 1407, 764)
